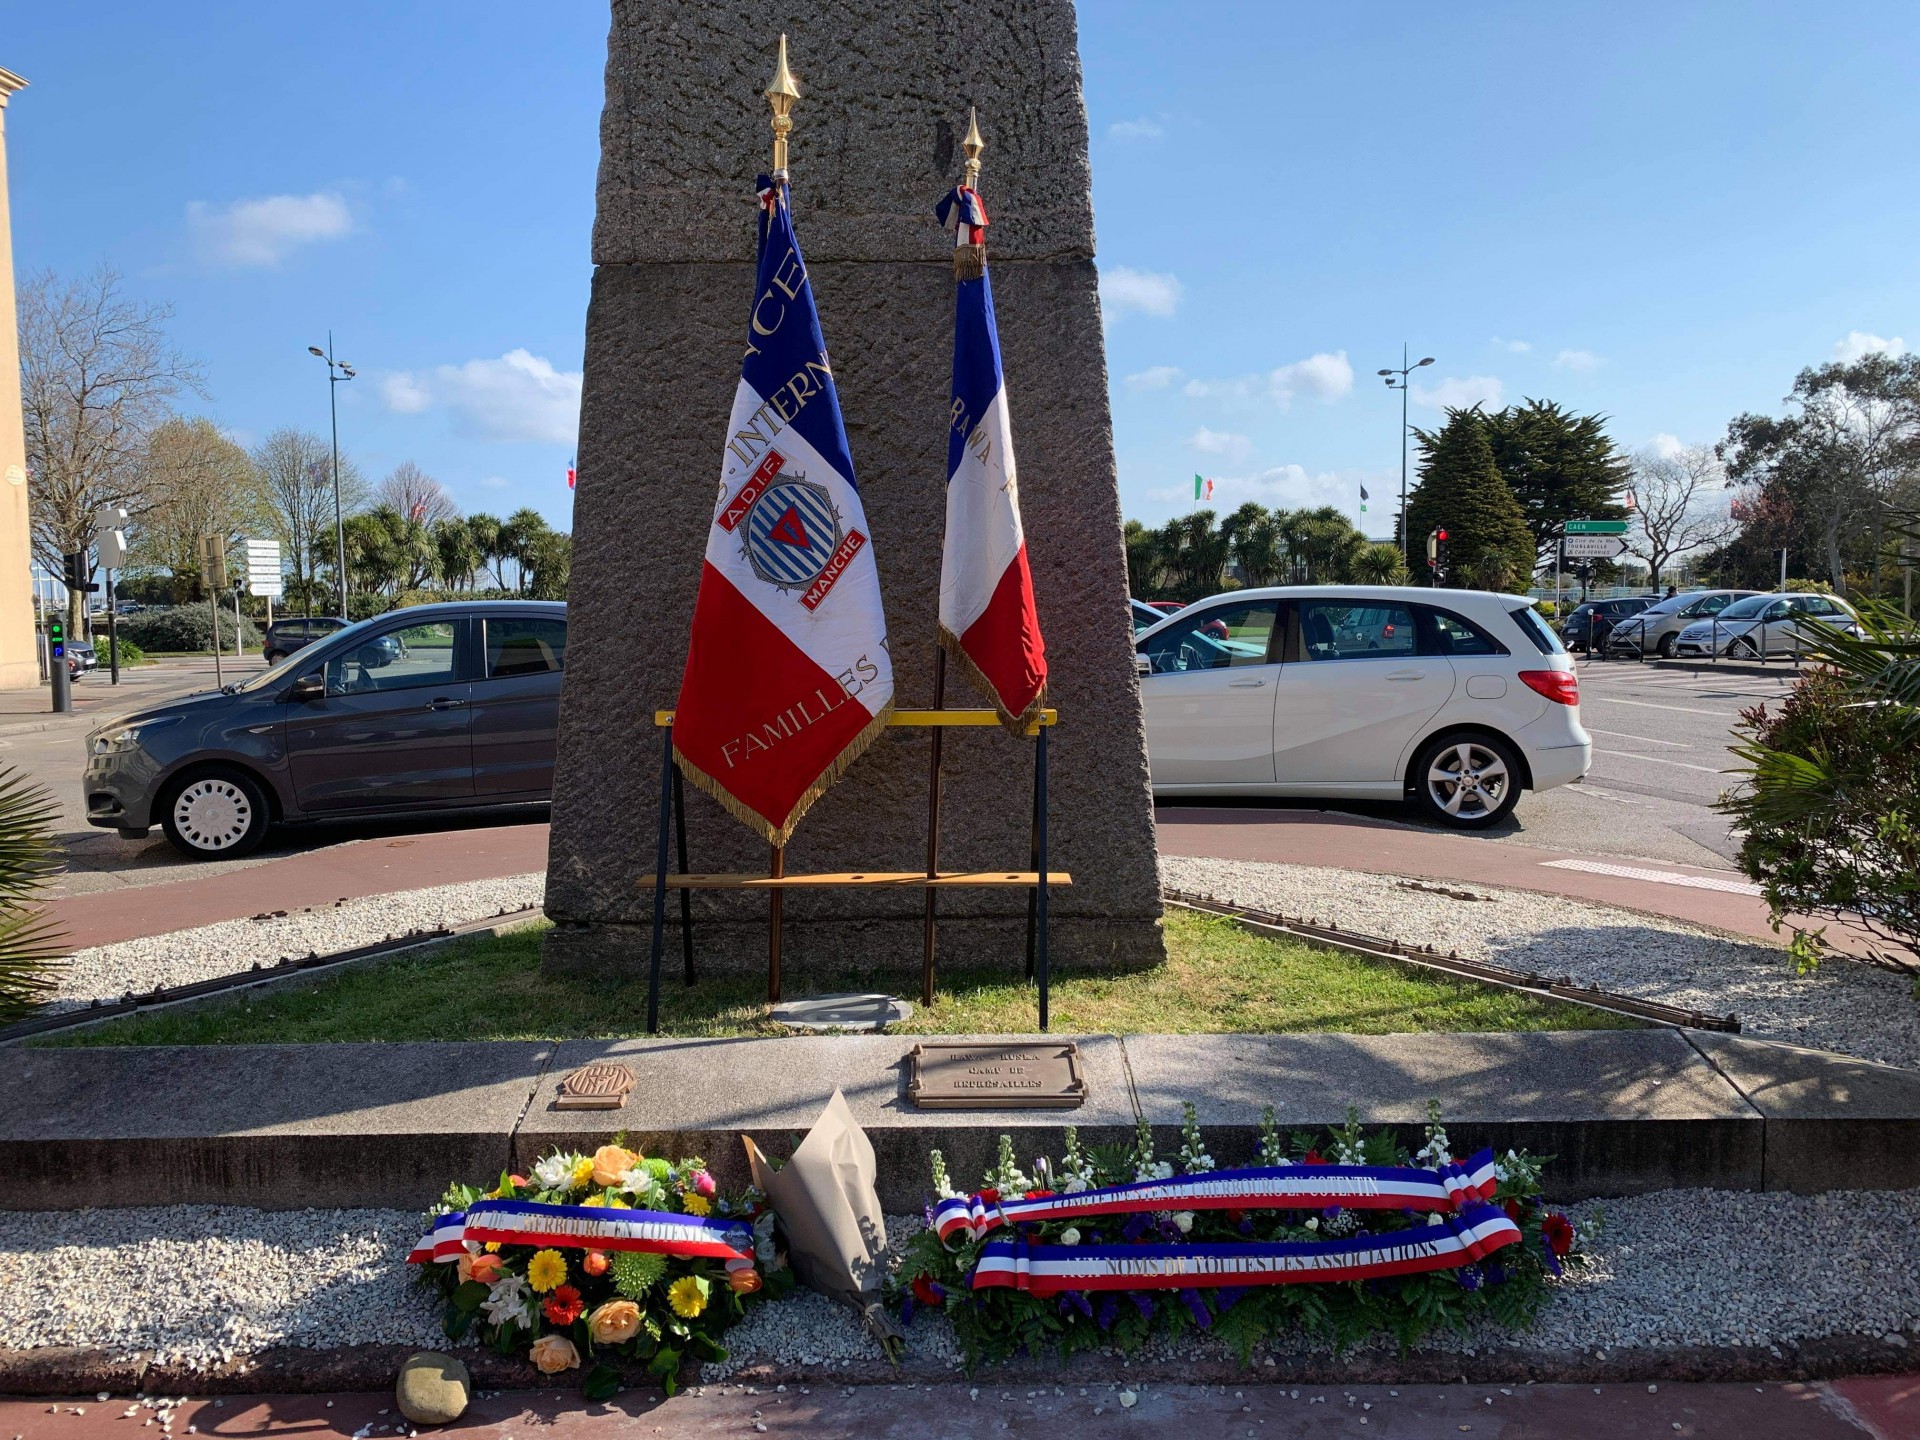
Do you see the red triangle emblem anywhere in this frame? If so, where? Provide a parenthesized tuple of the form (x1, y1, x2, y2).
(768, 505, 810, 548)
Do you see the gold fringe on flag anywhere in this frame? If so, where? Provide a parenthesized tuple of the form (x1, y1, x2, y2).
(939, 625, 1049, 737)
(672, 699, 897, 849)
(953, 243, 986, 281)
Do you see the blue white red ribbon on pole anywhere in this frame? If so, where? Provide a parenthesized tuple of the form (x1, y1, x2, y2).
(933, 1150, 1502, 1246)
(406, 1200, 753, 1266)
(969, 1204, 1522, 1295)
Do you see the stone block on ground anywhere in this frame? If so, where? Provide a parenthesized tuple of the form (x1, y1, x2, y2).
(396, 1352, 470, 1426)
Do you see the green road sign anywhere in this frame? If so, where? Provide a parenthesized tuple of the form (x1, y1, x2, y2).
(1564, 519, 1628, 534)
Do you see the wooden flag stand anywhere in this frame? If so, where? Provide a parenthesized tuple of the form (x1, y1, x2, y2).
(642, 704, 1068, 1035)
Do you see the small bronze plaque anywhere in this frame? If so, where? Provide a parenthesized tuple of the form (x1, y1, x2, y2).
(555, 1061, 638, 1111)
(907, 1041, 1086, 1110)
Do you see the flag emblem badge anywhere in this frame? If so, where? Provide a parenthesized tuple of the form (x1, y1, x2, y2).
(742, 474, 840, 591)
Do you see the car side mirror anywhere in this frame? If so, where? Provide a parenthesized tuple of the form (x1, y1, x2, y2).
(287, 673, 325, 702)
(1135, 653, 1152, 678)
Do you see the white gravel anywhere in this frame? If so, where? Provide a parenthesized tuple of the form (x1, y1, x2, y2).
(49, 874, 546, 1014)
(1160, 856, 1920, 1070)
(4, 1193, 1916, 1372)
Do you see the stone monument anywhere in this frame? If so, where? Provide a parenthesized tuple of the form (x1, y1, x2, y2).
(544, 1, 1164, 980)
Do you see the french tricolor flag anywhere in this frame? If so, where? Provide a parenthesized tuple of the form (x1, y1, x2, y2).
(935, 186, 1048, 731)
(671, 175, 894, 845)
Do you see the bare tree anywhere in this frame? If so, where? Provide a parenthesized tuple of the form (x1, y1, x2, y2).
(374, 461, 459, 526)
(251, 428, 367, 614)
(1626, 445, 1737, 585)
(19, 265, 205, 628)
(136, 418, 268, 599)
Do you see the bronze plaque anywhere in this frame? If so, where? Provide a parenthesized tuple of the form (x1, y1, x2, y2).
(907, 1042, 1086, 1110)
(555, 1061, 637, 1111)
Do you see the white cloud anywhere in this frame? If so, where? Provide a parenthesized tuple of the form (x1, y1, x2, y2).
(381, 348, 583, 445)
(186, 191, 352, 266)
(1648, 432, 1687, 459)
(1189, 427, 1253, 463)
(1411, 374, 1504, 411)
(479, 475, 512, 490)
(1553, 348, 1603, 373)
(1100, 266, 1182, 320)
(1107, 117, 1165, 142)
(1270, 350, 1353, 407)
(1125, 365, 1185, 391)
(1833, 330, 1907, 361)
(1490, 337, 1531, 353)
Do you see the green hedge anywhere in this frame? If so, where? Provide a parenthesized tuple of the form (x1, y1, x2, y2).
(117, 604, 263, 653)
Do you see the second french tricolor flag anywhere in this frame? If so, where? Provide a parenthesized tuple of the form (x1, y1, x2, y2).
(672, 175, 894, 845)
(935, 186, 1049, 731)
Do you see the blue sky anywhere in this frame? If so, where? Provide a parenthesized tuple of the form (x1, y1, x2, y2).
(8, 2, 1918, 536)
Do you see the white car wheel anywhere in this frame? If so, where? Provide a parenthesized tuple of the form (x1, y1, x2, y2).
(161, 770, 269, 858)
(1415, 735, 1520, 828)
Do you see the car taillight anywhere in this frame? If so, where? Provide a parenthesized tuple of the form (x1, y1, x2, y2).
(1519, 669, 1578, 705)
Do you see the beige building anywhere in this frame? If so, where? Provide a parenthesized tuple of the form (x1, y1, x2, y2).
(0, 68, 36, 690)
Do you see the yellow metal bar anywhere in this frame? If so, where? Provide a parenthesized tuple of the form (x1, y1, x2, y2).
(656, 870, 1073, 889)
(653, 708, 1056, 729)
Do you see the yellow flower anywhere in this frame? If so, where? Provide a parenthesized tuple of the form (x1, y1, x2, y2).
(587, 1298, 642, 1344)
(580, 1194, 607, 1208)
(528, 1334, 580, 1375)
(607, 1196, 631, 1208)
(527, 1248, 568, 1293)
(591, 1145, 639, 1188)
(569, 1157, 595, 1191)
(668, 1275, 709, 1318)
(485, 1242, 501, 1253)
(680, 1193, 712, 1217)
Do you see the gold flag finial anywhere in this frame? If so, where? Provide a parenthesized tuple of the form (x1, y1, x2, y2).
(961, 106, 986, 189)
(766, 34, 800, 175)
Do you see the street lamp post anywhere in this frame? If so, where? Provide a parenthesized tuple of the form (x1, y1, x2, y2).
(308, 336, 355, 616)
(1377, 346, 1435, 562)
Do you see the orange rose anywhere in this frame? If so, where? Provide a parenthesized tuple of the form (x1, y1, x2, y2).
(727, 1267, 763, 1295)
(529, 1334, 581, 1375)
(582, 1250, 610, 1278)
(509, 1175, 529, 1189)
(587, 1298, 642, 1344)
(591, 1145, 639, 1188)
(460, 1252, 506, 1285)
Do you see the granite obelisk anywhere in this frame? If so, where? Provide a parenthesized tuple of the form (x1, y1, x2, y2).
(545, 1, 1164, 981)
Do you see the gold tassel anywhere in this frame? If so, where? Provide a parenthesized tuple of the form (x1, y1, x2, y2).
(938, 626, 1049, 736)
(952, 244, 986, 281)
(673, 698, 897, 849)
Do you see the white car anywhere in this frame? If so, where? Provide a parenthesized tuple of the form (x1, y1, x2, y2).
(1671, 591, 1861, 659)
(1135, 586, 1590, 828)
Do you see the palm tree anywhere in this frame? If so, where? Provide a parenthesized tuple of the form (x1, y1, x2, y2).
(0, 769, 66, 1024)
(502, 508, 552, 595)
(1353, 542, 1408, 585)
(432, 518, 482, 591)
(1223, 502, 1285, 586)
(466, 513, 507, 590)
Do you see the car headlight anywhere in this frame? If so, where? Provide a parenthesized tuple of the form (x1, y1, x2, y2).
(90, 717, 179, 755)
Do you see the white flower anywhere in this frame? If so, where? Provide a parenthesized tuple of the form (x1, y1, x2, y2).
(1065, 1177, 1088, 1194)
(532, 1154, 576, 1191)
(480, 1275, 533, 1329)
(1059, 1227, 1081, 1246)
(1172, 1212, 1194, 1234)
(1426, 1213, 1444, 1226)
(1152, 1162, 1174, 1181)
(618, 1166, 660, 1205)
(1305, 1217, 1319, 1231)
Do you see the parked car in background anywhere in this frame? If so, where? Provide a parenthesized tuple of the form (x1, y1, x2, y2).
(1672, 592, 1862, 659)
(85, 600, 568, 858)
(66, 640, 96, 674)
(1135, 586, 1589, 828)
(1131, 598, 1169, 634)
(262, 615, 350, 664)
(1604, 589, 1760, 658)
(1558, 596, 1654, 649)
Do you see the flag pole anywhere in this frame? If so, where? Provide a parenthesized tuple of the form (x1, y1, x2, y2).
(922, 108, 988, 1008)
(764, 34, 800, 1005)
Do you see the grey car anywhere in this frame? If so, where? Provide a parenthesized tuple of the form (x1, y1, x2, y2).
(1604, 589, 1760, 658)
(85, 600, 568, 858)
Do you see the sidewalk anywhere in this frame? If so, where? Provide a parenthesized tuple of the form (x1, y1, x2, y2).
(3, 1378, 1914, 1439)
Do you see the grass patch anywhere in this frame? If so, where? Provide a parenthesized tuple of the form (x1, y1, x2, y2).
(52, 909, 1637, 1046)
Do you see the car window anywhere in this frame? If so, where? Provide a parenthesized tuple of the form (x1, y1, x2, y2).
(1692, 594, 1734, 616)
(1422, 607, 1505, 656)
(1139, 600, 1278, 674)
(486, 618, 567, 678)
(1510, 606, 1565, 655)
(1298, 600, 1416, 661)
(325, 620, 461, 696)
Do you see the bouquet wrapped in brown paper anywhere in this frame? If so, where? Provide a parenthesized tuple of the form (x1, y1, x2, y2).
(744, 1088, 904, 1348)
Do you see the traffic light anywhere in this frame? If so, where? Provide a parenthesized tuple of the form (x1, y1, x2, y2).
(1426, 528, 1450, 583)
(62, 551, 99, 595)
(47, 614, 64, 659)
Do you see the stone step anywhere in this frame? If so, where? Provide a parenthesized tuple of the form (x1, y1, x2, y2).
(3, 1031, 1918, 1213)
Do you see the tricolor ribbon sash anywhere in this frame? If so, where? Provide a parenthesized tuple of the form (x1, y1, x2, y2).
(970, 1204, 1521, 1295)
(933, 1150, 1501, 1246)
(406, 1199, 752, 1266)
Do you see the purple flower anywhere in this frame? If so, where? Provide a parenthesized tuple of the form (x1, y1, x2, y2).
(1216, 1285, 1247, 1312)
(1237, 1219, 1255, 1236)
(1178, 1288, 1213, 1329)
(1456, 1265, 1482, 1292)
(1131, 1292, 1155, 1319)
(1540, 1233, 1563, 1277)
(1485, 1262, 1509, 1287)
(900, 1294, 916, 1326)
(1121, 1214, 1151, 1243)
(1321, 1206, 1342, 1220)
(922, 1203, 936, 1228)
(1058, 1290, 1093, 1320)
(1158, 1219, 1181, 1242)
(1096, 1295, 1120, 1331)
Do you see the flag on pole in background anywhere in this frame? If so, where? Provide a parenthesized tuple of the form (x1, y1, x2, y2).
(566, 458, 576, 489)
(935, 174, 1047, 732)
(1194, 473, 1214, 502)
(671, 173, 894, 845)
(1359, 483, 1369, 514)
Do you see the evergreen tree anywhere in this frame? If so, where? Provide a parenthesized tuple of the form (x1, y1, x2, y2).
(1479, 399, 1630, 567)
(1406, 411, 1536, 589)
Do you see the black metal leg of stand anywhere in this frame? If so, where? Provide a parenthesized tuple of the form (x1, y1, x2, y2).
(673, 767, 694, 985)
(1024, 746, 1040, 982)
(1035, 725, 1051, 1033)
(646, 724, 673, 1034)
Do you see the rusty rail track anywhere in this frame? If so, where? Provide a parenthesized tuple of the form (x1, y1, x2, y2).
(1164, 887, 1740, 1033)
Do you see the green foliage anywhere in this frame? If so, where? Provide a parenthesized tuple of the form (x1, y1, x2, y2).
(0, 768, 66, 1024)
(118, 603, 263, 653)
(1352, 542, 1408, 585)
(1123, 504, 1370, 602)
(1478, 399, 1631, 564)
(1406, 411, 1536, 590)
(1721, 602, 1920, 968)
(105, 637, 147, 666)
